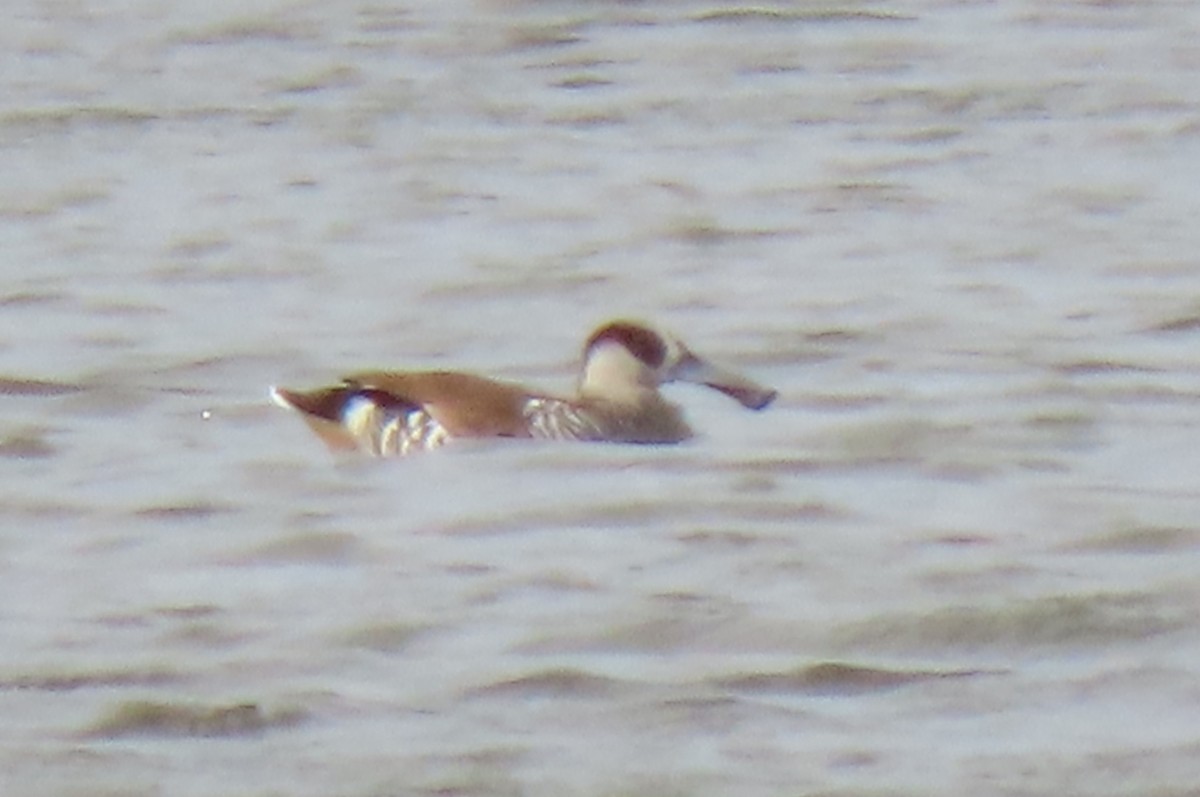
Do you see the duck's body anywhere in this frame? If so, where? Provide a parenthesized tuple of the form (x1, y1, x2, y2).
(272, 320, 775, 457)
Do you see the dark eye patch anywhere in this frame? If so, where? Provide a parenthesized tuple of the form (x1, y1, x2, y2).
(585, 322, 667, 368)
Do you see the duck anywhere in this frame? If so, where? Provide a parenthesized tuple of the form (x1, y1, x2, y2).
(271, 319, 776, 456)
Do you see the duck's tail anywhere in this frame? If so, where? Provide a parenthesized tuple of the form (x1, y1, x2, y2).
(270, 385, 443, 456)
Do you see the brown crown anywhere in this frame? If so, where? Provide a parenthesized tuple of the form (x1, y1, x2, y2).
(584, 321, 667, 369)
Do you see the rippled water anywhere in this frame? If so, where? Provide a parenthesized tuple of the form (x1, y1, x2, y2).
(3, 1, 1200, 795)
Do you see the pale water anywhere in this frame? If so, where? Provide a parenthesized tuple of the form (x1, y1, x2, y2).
(2, 1, 1200, 795)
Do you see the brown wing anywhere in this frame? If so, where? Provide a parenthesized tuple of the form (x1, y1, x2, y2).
(342, 370, 537, 438)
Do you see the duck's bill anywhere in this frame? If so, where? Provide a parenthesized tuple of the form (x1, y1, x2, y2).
(673, 356, 777, 410)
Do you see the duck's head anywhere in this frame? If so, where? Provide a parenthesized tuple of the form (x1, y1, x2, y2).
(578, 320, 777, 409)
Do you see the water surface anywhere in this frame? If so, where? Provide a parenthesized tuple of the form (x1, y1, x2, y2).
(2, 1, 1200, 795)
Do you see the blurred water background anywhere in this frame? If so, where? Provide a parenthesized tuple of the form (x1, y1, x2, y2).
(2, 1, 1200, 795)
